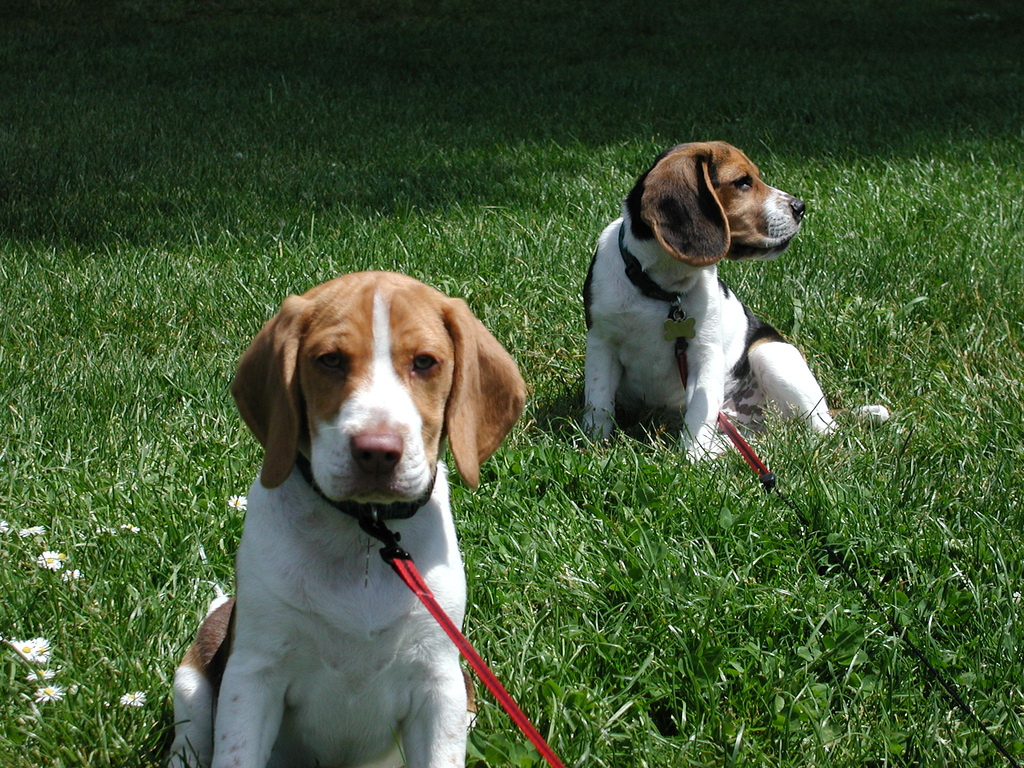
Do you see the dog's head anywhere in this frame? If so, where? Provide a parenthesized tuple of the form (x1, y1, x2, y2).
(625, 141, 805, 266)
(231, 271, 526, 504)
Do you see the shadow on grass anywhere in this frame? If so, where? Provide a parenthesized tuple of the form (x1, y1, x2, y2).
(527, 380, 695, 453)
(527, 382, 585, 440)
(2, 0, 1023, 246)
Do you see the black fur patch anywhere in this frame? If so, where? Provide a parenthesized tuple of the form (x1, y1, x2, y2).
(625, 171, 655, 241)
(582, 247, 598, 330)
(730, 303, 785, 380)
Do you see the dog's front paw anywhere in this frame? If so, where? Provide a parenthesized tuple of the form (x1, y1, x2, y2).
(812, 413, 838, 436)
(850, 404, 891, 426)
(684, 424, 728, 462)
(582, 406, 615, 442)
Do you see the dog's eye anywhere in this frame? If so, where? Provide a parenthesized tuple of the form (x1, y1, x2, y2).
(733, 175, 753, 191)
(317, 352, 348, 371)
(412, 354, 437, 372)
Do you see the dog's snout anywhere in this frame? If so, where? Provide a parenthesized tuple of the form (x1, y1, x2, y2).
(790, 197, 806, 222)
(351, 431, 404, 475)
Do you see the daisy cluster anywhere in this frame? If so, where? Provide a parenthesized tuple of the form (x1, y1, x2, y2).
(8, 525, 83, 581)
(3, 520, 149, 712)
(3, 499, 245, 720)
(5, 518, 142, 582)
(4, 638, 148, 708)
(1, 495, 246, 719)
(6, 636, 149, 709)
(6, 637, 65, 703)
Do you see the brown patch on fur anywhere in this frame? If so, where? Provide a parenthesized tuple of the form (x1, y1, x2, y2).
(463, 668, 477, 714)
(639, 141, 777, 266)
(440, 296, 526, 487)
(231, 292, 318, 488)
(746, 335, 778, 354)
(180, 597, 235, 693)
(709, 147, 774, 246)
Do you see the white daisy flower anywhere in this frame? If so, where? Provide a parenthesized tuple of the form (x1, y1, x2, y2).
(36, 551, 68, 570)
(27, 669, 57, 682)
(10, 637, 52, 664)
(0, 520, 9, 534)
(61, 569, 83, 582)
(34, 685, 64, 703)
(119, 524, 141, 533)
(19, 525, 46, 538)
(228, 495, 248, 512)
(119, 690, 147, 707)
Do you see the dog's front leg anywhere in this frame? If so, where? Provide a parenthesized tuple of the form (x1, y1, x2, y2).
(680, 276, 728, 460)
(682, 342, 728, 460)
(401, 661, 469, 768)
(210, 656, 286, 768)
(583, 332, 623, 440)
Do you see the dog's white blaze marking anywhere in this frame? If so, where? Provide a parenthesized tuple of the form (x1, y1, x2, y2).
(309, 289, 431, 500)
(371, 291, 393, 379)
(365, 291, 422, 431)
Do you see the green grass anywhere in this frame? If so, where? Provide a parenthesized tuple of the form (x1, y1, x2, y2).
(2, 0, 1024, 765)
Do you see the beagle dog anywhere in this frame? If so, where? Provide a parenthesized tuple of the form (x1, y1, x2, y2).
(169, 271, 525, 768)
(583, 141, 887, 458)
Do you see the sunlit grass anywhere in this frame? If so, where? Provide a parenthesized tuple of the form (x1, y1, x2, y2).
(2, 1, 1023, 766)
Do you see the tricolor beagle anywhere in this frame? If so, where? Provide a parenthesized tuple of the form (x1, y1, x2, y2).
(169, 271, 525, 768)
(582, 141, 888, 458)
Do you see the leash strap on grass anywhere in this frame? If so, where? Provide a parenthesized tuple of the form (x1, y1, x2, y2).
(358, 517, 568, 768)
(716, 411, 1021, 768)
(716, 412, 776, 491)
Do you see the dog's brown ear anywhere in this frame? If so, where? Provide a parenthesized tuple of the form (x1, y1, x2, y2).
(231, 295, 309, 488)
(442, 299, 526, 488)
(640, 147, 730, 266)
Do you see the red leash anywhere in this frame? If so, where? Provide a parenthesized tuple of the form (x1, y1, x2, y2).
(359, 518, 568, 768)
(715, 411, 776, 492)
(676, 348, 776, 492)
(712, 413, 1022, 767)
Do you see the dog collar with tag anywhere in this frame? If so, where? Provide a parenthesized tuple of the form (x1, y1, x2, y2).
(617, 223, 696, 352)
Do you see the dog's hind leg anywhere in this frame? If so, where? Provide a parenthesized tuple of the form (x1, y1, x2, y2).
(748, 341, 836, 435)
(169, 665, 215, 768)
(168, 595, 234, 768)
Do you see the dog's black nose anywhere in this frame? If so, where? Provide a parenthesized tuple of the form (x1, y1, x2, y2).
(790, 197, 806, 221)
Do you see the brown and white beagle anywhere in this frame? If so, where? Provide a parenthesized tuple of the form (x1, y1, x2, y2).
(169, 271, 525, 768)
(582, 141, 888, 457)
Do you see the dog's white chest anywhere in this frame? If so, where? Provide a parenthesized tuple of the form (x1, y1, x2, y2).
(587, 249, 720, 413)
(267, 629, 432, 768)
(608, 304, 687, 411)
(224, 476, 467, 768)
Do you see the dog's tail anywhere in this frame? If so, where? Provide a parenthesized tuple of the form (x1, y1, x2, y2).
(206, 584, 232, 618)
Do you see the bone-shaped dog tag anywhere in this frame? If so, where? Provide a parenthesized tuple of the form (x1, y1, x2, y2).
(664, 316, 695, 341)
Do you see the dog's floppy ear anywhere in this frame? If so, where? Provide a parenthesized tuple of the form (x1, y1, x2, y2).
(640, 146, 730, 266)
(442, 299, 526, 488)
(231, 295, 309, 488)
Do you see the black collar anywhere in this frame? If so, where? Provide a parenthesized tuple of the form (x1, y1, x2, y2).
(295, 454, 433, 522)
(618, 222, 679, 304)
